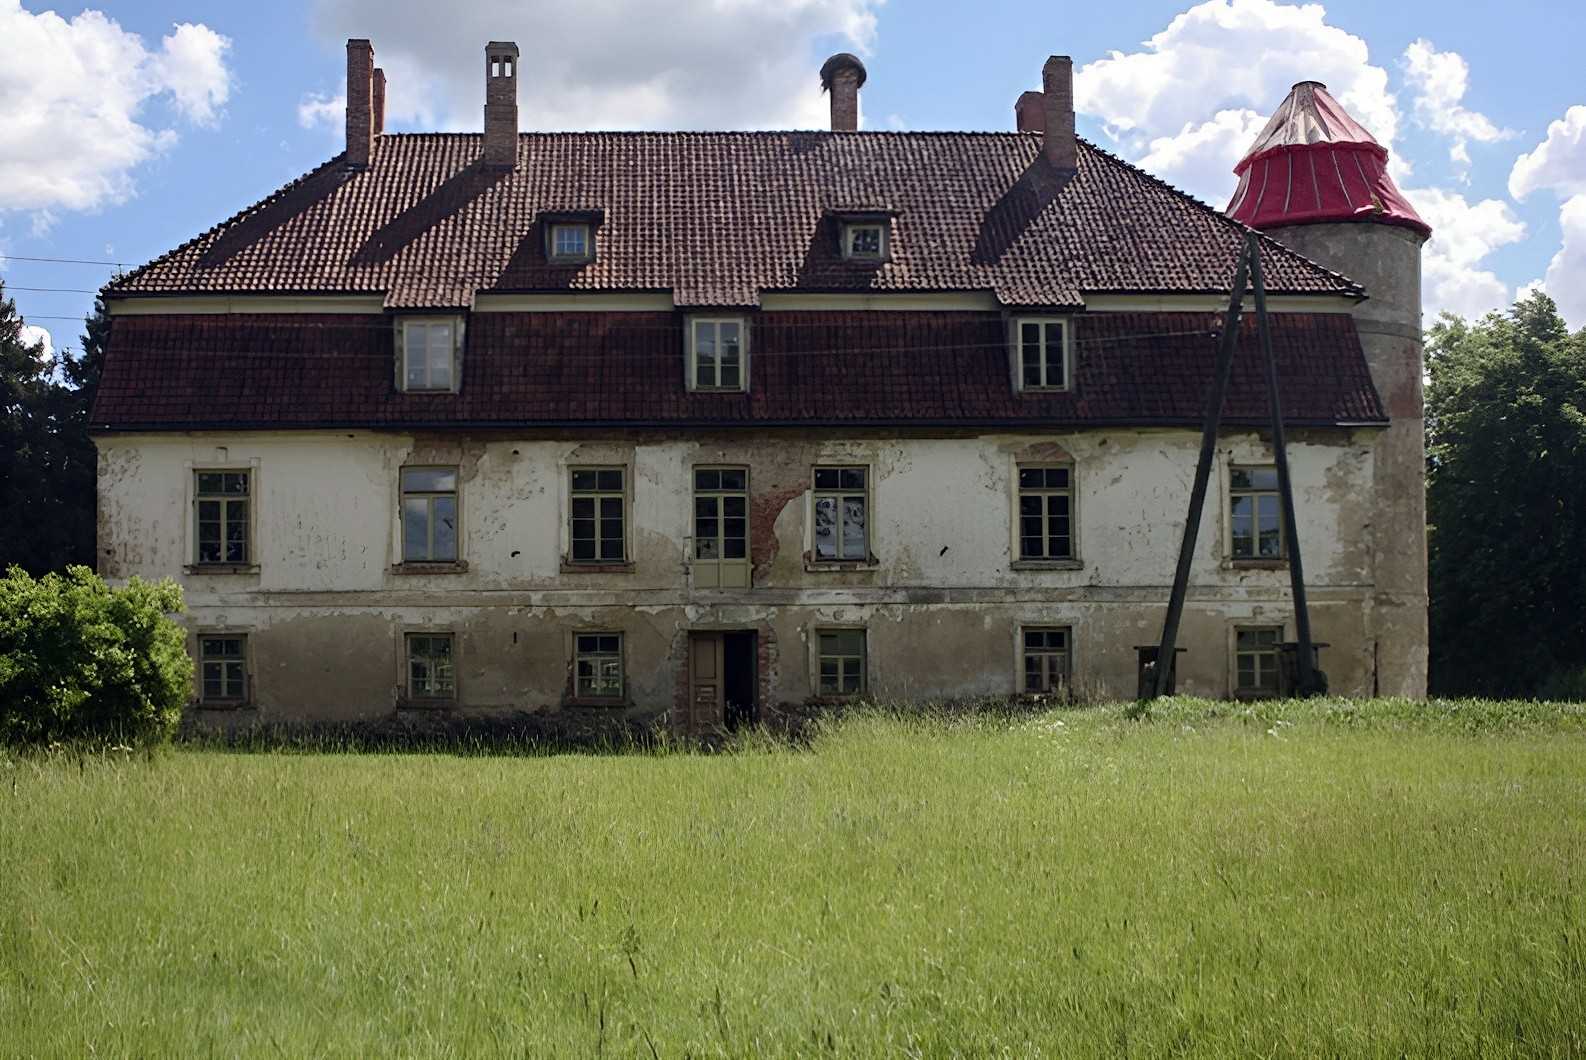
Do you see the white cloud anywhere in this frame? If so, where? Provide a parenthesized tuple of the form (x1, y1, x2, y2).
(1533, 194, 1586, 328)
(1406, 186, 1526, 320)
(19, 323, 53, 364)
(1508, 104, 1586, 201)
(301, 0, 880, 134)
(0, 2, 233, 214)
(298, 92, 345, 130)
(1400, 39, 1510, 177)
(1074, 0, 1401, 205)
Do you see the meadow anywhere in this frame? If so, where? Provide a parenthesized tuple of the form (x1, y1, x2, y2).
(3, 697, 1585, 1057)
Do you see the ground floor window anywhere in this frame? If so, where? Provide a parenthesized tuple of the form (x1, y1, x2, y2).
(575, 633, 624, 699)
(1021, 626, 1071, 693)
(817, 628, 867, 696)
(1235, 626, 1282, 697)
(198, 634, 248, 704)
(406, 633, 456, 701)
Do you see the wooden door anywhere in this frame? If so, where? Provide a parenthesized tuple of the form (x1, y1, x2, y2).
(685, 632, 726, 734)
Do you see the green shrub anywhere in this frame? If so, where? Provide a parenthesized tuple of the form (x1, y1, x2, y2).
(0, 565, 192, 745)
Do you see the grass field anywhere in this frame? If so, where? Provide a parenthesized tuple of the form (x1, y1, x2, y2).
(3, 698, 1585, 1057)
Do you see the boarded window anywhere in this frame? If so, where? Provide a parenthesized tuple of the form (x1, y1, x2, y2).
(1014, 318, 1068, 390)
(401, 319, 457, 391)
(199, 635, 247, 703)
(400, 467, 459, 562)
(817, 629, 866, 696)
(1231, 467, 1283, 560)
(1021, 627, 1071, 693)
(1017, 465, 1073, 560)
(690, 318, 746, 390)
(1235, 626, 1282, 697)
(570, 468, 626, 562)
(693, 467, 750, 588)
(575, 633, 624, 699)
(812, 466, 868, 561)
(194, 470, 249, 565)
(406, 633, 456, 700)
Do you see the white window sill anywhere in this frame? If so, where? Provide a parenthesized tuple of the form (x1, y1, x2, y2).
(561, 559, 635, 574)
(1010, 558, 1083, 571)
(804, 558, 879, 573)
(390, 561, 469, 575)
(184, 563, 260, 575)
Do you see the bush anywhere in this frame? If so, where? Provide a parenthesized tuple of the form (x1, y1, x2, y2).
(0, 565, 192, 745)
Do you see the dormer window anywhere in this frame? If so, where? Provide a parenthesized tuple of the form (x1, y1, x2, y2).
(1012, 317, 1071, 392)
(550, 223, 592, 263)
(399, 317, 462, 392)
(843, 222, 887, 260)
(688, 317, 748, 391)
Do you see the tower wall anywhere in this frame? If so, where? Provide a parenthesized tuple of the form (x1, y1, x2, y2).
(1265, 221, 1428, 697)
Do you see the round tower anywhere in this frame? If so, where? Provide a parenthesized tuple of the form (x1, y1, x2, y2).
(1227, 81, 1431, 697)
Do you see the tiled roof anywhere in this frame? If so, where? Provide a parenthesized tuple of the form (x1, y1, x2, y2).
(108, 133, 1364, 309)
(91, 311, 1386, 430)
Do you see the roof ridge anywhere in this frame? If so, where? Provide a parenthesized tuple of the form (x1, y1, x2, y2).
(1076, 138, 1366, 298)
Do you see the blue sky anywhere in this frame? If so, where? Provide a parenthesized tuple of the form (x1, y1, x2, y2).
(3, 0, 1584, 363)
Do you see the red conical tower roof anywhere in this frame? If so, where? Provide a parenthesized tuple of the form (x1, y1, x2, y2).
(1226, 81, 1430, 238)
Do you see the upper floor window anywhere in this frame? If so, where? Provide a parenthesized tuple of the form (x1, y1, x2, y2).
(1013, 317, 1070, 391)
(693, 467, 750, 588)
(549, 223, 592, 264)
(812, 466, 869, 562)
(842, 222, 888, 260)
(1230, 466, 1284, 561)
(194, 470, 250, 566)
(689, 317, 747, 391)
(570, 467, 627, 563)
(400, 467, 459, 563)
(1017, 464, 1074, 562)
(401, 318, 460, 392)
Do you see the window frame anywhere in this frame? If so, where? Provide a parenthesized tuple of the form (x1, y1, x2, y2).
(692, 465, 751, 589)
(397, 465, 462, 567)
(403, 631, 458, 705)
(567, 465, 630, 567)
(572, 631, 626, 702)
(196, 632, 251, 707)
(191, 468, 253, 569)
(1013, 462, 1078, 567)
(813, 627, 868, 699)
(1233, 625, 1284, 700)
(398, 316, 463, 394)
(1228, 464, 1287, 564)
(1018, 625, 1072, 695)
(809, 465, 872, 565)
(686, 316, 750, 392)
(841, 221, 889, 261)
(547, 222, 594, 264)
(1011, 316, 1072, 393)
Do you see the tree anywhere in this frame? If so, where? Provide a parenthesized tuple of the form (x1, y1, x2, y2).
(1425, 291, 1586, 697)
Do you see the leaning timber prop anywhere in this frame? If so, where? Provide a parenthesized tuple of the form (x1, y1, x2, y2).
(1146, 230, 1325, 700)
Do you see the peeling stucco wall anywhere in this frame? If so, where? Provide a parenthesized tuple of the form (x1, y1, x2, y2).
(96, 426, 1388, 722)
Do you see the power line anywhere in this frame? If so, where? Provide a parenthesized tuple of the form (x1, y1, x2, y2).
(1, 254, 129, 267)
(4, 285, 103, 295)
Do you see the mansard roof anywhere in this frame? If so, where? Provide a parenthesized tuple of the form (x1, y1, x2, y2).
(107, 132, 1364, 309)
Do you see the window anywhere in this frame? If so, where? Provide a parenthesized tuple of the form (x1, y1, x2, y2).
(1235, 627, 1282, 698)
(689, 317, 747, 391)
(694, 467, 750, 588)
(812, 466, 869, 562)
(194, 470, 250, 565)
(401, 319, 459, 392)
(1013, 318, 1069, 391)
(817, 629, 866, 696)
(198, 635, 248, 704)
(575, 633, 624, 699)
(406, 633, 456, 701)
(843, 222, 887, 260)
(1021, 627, 1071, 694)
(549, 223, 592, 263)
(400, 467, 459, 563)
(1230, 466, 1284, 560)
(1017, 465, 1073, 561)
(570, 468, 626, 563)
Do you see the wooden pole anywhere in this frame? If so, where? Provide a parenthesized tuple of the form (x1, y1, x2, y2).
(1151, 244, 1250, 699)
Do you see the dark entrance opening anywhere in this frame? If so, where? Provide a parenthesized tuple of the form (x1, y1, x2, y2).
(723, 631, 757, 730)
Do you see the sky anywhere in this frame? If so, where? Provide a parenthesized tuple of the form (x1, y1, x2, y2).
(3, 0, 1584, 365)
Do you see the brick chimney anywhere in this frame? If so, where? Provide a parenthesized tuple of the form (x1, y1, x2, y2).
(1042, 55, 1077, 171)
(819, 53, 867, 132)
(372, 67, 386, 136)
(1015, 90, 1044, 133)
(483, 41, 520, 168)
(345, 38, 374, 167)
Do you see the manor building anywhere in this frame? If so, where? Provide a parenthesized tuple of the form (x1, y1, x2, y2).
(92, 41, 1430, 730)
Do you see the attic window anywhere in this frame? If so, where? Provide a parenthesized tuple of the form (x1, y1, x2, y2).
(549, 223, 592, 264)
(842, 221, 888, 261)
(1012, 317, 1070, 392)
(400, 317, 462, 392)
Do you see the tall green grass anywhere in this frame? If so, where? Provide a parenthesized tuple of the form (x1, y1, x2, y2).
(3, 698, 1584, 1056)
